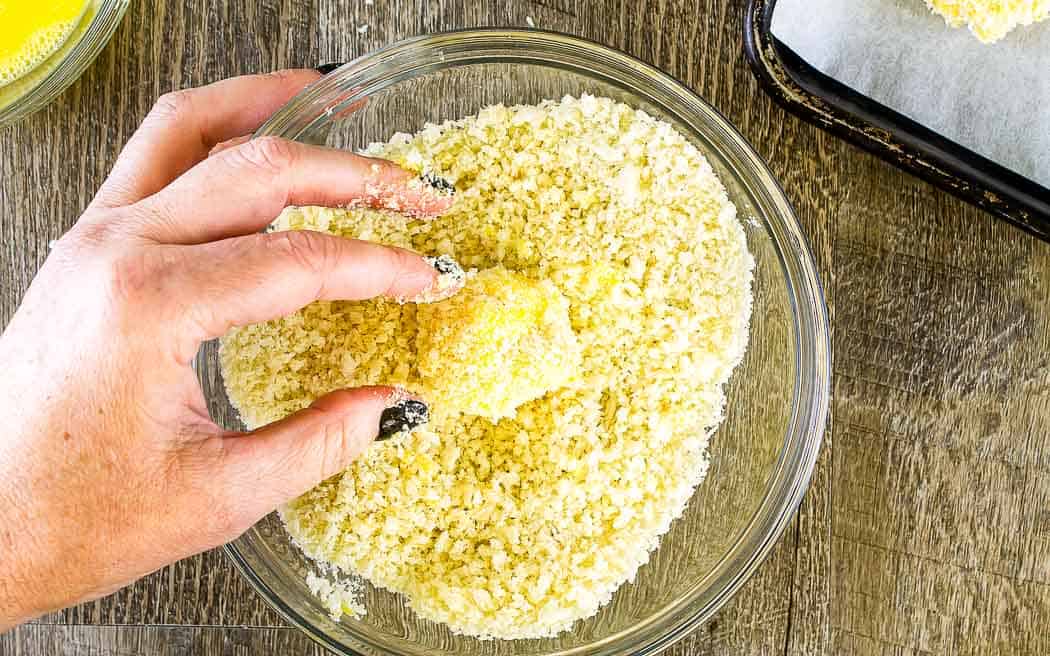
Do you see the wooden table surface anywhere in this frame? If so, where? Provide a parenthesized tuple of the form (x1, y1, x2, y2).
(3, 1, 1049, 654)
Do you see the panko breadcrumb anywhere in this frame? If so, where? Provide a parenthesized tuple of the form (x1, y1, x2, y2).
(925, 0, 1049, 42)
(219, 95, 754, 640)
(306, 569, 366, 620)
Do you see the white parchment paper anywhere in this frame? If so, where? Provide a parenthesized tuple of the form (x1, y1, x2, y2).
(771, 0, 1050, 188)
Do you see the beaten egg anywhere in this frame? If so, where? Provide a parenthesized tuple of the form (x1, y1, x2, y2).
(0, 0, 90, 87)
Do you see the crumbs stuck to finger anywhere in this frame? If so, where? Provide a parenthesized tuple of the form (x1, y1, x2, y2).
(352, 163, 457, 219)
(418, 254, 467, 303)
(396, 254, 467, 305)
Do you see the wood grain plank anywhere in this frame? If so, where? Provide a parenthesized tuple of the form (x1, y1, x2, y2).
(828, 128, 1050, 655)
(0, 625, 329, 656)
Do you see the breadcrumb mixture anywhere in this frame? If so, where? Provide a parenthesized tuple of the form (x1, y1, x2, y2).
(306, 569, 366, 620)
(220, 95, 753, 640)
(925, 0, 1049, 43)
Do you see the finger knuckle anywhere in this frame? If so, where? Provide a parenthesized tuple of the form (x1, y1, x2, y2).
(103, 243, 176, 307)
(318, 415, 357, 479)
(105, 250, 154, 302)
(388, 245, 416, 271)
(236, 136, 297, 177)
(384, 247, 419, 296)
(150, 89, 196, 124)
(267, 230, 333, 278)
(208, 495, 248, 540)
(57, 219, 112, 256)
(63, 206, 161, 253)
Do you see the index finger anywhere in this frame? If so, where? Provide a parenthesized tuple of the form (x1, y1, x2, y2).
(128, 138, 456, 245)
(91, 70, 322, 210)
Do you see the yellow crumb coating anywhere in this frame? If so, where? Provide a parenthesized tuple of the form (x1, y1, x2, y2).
(220, 95, 754, 639)
(416, 267, 581, 421)
(925, 0, 1050, 42)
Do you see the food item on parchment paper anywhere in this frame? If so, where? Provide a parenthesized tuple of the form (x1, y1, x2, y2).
(925, 0, 1050, 43)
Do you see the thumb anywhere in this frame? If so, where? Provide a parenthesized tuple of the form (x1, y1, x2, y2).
(223, 386, 428, 512)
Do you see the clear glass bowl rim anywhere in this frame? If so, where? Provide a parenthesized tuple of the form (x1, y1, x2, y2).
(0, 0, 130, 128)
(227, 28, 831, 656)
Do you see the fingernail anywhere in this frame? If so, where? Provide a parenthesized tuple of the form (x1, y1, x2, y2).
(377, 399, 429, 441)
(425, 254, 466, 286)
(315, 62, 345, 75)
(405, 254, 466, 303)
(419, 172, 456, 196)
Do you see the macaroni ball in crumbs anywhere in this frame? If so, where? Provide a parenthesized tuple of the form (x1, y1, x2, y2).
(219, 95, 754, 640)
(415, 266, 582, 421)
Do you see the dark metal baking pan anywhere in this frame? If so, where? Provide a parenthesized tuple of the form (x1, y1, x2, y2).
(743, 0, 1050, 241)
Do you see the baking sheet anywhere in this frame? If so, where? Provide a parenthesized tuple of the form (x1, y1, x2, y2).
(770, 0, 1050, 189)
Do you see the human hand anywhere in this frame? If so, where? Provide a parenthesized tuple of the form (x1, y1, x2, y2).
(0, 69, 457, 629)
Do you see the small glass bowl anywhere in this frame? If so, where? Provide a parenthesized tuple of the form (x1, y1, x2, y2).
(0, 0, 129, 128)
(194, 29, 830, 656)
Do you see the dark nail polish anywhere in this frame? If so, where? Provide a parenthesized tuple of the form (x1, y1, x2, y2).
(377, 400, 429, 441)
(315, 62, 345, 75)
(420, 172, 456, 196)
(424, 254, 466, 285)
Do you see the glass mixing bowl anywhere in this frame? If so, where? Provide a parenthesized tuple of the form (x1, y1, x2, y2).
(193, 29, 830, 656)
(0, 0, 129, 128)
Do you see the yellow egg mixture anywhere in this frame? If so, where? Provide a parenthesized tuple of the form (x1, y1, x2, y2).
(0, 0, 90, 87)
(925, 0, 1050, 42)
(220, 96, 754, 639)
